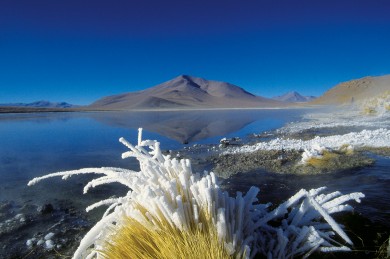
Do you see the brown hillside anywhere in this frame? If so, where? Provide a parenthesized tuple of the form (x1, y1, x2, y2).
(311, 75, 390, 105)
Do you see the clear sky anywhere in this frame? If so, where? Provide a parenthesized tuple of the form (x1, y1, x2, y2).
(1, 0, 390, 105)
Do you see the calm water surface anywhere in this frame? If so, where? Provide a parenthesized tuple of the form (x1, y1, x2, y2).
(0, 109, 302, 206)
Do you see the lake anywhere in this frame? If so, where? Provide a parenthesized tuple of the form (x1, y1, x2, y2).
(0, 109, 389, 258)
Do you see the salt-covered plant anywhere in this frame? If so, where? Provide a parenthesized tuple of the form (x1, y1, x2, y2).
(28, 128, 364, 258)
(362, 91, 390, 115)
(300, 143, 354, 167)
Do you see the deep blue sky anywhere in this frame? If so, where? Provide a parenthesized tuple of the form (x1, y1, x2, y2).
(1, 0, 390, 105)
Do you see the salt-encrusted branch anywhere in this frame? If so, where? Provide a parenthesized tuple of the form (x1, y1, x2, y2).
(86, 197, 122, 213)
(27, 167, 135, 187)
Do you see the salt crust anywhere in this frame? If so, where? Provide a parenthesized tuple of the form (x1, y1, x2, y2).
(224, 128, 390, 155)
(278, 108, 390, 135)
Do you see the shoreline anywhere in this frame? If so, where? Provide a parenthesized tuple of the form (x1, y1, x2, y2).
(0, 104, 311, 114)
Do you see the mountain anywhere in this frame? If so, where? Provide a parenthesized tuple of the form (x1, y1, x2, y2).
(1, 100, 77, 108)
(90, 75, 283, 110)
(272, 91, 316, 102)
(311, 75, 390, 105)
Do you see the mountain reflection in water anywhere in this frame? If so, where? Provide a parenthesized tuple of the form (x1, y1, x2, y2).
(89, 109, 303, 144)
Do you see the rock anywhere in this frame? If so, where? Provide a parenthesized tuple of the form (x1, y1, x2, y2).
(219, 138, 230, 147)
(219, 137, 241, 148)
(14, 213, 25, 222)
(38, 204, 54, 214)
(0, 202, 13, 214)
(0, 213, 29, 235)
(44, 232, 55, 240)
(14, 213, 23, 219)
(26, 238, 36, 247)
(44, 240, 55, 250)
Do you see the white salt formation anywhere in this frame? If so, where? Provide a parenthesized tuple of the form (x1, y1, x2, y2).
(278, 107, 390, 135)
(225, 128, 390, 164)
(29, 128, 364, 258)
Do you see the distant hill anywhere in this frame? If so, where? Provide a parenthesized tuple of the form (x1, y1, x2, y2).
(311, 75, 390, 105)
(1, 100, 77, 108)
(90, 75, 284, 110)
(272, 91, 316, 103)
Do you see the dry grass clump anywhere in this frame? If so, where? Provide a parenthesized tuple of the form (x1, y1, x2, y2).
(302, 149, 374, 174)
(362, 91, 390, 115)
(101, 216, 229, 259)
(304, 150, 339, 169)
(363, 106, 378, 115)
(303, 145, 359, 172)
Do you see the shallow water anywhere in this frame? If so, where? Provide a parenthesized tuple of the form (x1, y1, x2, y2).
(0, 109, 304, 197)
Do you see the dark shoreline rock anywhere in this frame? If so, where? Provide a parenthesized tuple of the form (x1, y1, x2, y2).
(38, 203, 54, 214)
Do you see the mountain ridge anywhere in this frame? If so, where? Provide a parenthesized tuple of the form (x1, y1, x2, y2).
(272, 91, 316, 103)
(90, 75, 284, 110)
(3, 74, 388, 112)
(0, 100, 77, 108)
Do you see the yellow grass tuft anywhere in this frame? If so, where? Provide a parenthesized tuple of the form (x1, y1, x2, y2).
(304, 145, 356, 170)
(363, 106, 377, 115)
(305, 150, 339, 168)
(100, 216, 230, 259)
